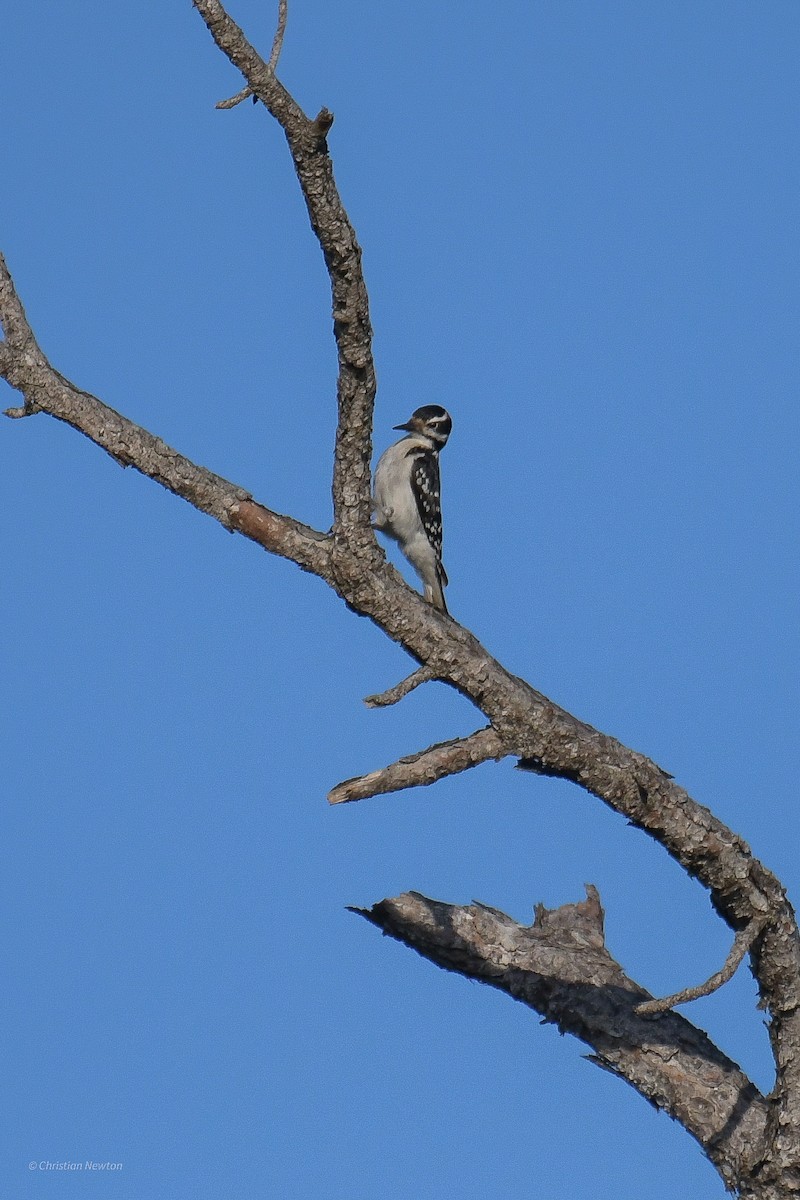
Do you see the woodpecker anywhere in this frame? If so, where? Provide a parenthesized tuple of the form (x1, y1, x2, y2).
(372, 405, 452, 613)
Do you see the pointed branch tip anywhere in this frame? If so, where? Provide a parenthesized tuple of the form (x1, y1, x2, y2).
(364, 666, 437, 708)
(216, 85, 253, 109)
(328, 726, 505, 806)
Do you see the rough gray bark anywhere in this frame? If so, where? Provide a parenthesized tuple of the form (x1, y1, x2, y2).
(2, 5, 798, 1196)
(327, 726, 505, 804)
(354, 888, 769, 1193)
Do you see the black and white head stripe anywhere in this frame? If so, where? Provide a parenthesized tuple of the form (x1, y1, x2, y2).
(394, 405, 452, 449)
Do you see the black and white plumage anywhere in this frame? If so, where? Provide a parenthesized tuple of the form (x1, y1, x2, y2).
(372, 405, 452, 613)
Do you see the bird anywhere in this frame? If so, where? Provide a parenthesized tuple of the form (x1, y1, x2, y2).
(372, 404, 452, 613)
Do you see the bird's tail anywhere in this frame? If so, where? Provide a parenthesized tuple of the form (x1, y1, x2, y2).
(427, 562, 448, 614)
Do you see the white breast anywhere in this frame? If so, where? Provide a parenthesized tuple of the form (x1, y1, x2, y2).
(373, 440, 423, 545)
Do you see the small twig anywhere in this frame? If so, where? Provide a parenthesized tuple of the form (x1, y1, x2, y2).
(267, 0, 288, 72)
(216, 84, 253, 110)
(364, 666, 437, 708)
(328, 726, 505, 805)
(635, 916, 768, 1016)
(216, 0, 287, 109)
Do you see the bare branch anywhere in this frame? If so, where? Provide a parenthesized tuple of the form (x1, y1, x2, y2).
(328, 726, 505, 805)
(216, 84, 253, 110)
(511, 753, 800, 1149)
(0, 259, 331, 577)
(354, 888, 768, 1192)
(268, 0, 288, 73)
(193, 0, 376, 548)
(216, 0, 287, 108)
(636, 917, 769, 1016)
(8, 10, 800, 1173)
(364, 666, 437, 708)
(7, 199, 799, 1111)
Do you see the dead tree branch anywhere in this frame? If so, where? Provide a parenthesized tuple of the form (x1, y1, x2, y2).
(328, 726, 505, 805)
(0, 257, 330, 576)
(216, 0, 287, 109)
(267, 0, 288, 72)
(364, 666, 438, 708)
(4, 6, 799, 1192)
(193, 0, 376, 555)
(354, 887, 769, 1192)
(6, 223, 794, 1182)
(216, 84, 254, 110)
(636, 917, 769, 1017)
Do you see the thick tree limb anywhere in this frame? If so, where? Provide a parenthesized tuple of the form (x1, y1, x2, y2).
(327, 726, 505, 805)
(354, 887, 769, 1192)
(0, 258, 330, 576)
(193, 0, 377, 551)
(636, 917, 769, 1017)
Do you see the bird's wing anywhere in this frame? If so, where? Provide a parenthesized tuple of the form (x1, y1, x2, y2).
(410, 449, 443, 562)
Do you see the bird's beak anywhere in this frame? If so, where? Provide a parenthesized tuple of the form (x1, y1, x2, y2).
(393, 419, 415, 432)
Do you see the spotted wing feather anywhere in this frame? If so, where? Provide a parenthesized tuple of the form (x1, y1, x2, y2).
(410, 450, 447, 583)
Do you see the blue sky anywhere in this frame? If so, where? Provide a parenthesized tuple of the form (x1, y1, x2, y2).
(1, 2, 797, 1196)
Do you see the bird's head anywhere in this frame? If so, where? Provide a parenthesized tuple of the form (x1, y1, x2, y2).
(394, 405, 452, 450)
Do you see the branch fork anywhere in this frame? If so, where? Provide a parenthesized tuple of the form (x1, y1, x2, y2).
(216, 0, 287, 108)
